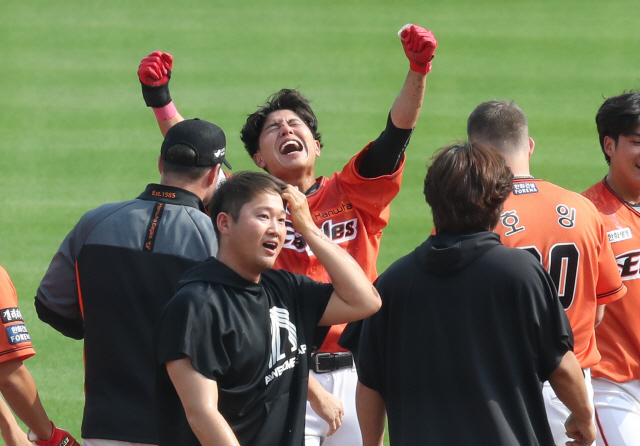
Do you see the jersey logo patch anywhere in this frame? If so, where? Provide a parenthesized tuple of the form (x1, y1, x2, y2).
(1, 308, 24, 324)
(615, 249, 640, 281)
(283, 217, 359, 254)
(314, 203, 353, 220)
(607, 228, 633, 244)
(5, 324, 31, 345)
(513, 182, 538, 195)
(499, 210, 525, 236)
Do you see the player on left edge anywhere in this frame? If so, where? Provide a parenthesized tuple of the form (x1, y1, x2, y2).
(0, 265, 79, 446)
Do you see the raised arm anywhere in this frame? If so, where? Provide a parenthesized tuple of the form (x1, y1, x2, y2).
(547, 351, 596, 446)
(282, 185, 381, 325)
(138, 51, 185, 137)
(358, 25, 437, 178)
(389, 24, 436, 129)
(166, 357, 241, 446)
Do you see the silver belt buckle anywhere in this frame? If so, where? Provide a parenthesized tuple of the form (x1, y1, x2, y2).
(313, 352, 333, 373)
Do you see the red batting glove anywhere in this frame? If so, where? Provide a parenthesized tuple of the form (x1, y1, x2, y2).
(28, 422, 80, 446)
(398, 24, 438, 74)
(138, 50, 173, 86)
(138, 51, 174, 108)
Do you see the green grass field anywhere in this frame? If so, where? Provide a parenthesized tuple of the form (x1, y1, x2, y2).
(2, 0, 640, 442)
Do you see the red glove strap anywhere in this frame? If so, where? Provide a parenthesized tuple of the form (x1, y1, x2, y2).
(410, 60, 432, 74)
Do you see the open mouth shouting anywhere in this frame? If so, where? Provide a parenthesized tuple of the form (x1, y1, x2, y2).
(280, 139, 304, 155)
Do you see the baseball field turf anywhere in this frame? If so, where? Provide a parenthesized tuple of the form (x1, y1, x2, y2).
(2, 0, 639, 442)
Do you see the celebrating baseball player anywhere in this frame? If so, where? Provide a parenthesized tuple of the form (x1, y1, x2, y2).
(467, 100, 626, 445)
(153, 171, 381, 446)
(138, 23, 437, 445)
(582, 92, 640, 445)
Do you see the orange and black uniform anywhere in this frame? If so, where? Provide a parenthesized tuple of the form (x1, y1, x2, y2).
(495, 178, 625, 369)
(583, 179, 640, 383)
(278, 114, 408, 355)
(287, 114, 410, 445)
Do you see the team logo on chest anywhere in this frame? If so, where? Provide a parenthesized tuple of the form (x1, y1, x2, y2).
(615, 249, 640, 281)
(283, 216, 359, 254)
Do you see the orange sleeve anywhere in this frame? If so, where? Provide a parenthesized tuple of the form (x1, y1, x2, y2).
(336, 144, 404, 235)
(0, 267, 36, 363)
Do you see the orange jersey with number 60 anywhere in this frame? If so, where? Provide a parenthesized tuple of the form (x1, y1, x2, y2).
(583, 179, 640, 382)
(494, 178, 625, 369)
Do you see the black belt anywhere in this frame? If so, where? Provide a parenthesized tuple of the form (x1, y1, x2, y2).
(311, 352, 353, 374)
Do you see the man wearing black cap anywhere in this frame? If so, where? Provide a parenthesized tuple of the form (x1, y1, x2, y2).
(34, 118, 231, 446)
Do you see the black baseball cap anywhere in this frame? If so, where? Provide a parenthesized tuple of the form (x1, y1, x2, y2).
(161, 118, 232, 169)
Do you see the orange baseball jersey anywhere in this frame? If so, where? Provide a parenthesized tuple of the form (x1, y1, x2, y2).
(583, 179, 640, 382)
(0, 266, 35, 363)
(494, 178, 625, 369)
(274, 145, 403, 352)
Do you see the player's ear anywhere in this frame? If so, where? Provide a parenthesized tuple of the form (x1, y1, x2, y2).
(603, 136, 617, 158)
(158, 156, 164, 174)
(314, 140, 321, 157)
(253, 152, 267, 169)
(217, 212, 232, 236)
(528, 137, 535, 158)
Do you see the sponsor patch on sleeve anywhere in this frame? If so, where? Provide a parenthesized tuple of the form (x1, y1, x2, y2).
(513, 182, 539, 195)
(607, 228, 633, 244)
(5, 324, 31, 345)
(1, 307, 24, 324)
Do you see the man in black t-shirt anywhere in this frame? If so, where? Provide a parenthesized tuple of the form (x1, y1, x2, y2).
(154, 171, 381, 446)
(356, 143, 596, 446)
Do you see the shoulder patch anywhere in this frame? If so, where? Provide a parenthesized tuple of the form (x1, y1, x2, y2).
(1, 307, 24, 324)
(607, 228, 633, 244)
(5, 324, 31, 345)
(513, 182, 539, 195)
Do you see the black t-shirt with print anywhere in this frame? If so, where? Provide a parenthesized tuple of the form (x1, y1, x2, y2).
(154, 257, 333, 446)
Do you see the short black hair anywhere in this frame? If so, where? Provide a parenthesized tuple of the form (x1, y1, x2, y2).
(240, 89, 323, 158)
(207, 171, 287, 241)
(596, 92, 640, 165)
(424, 142, 513, 234)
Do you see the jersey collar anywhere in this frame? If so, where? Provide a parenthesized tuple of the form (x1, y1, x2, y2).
(137, 184, 206, 213)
